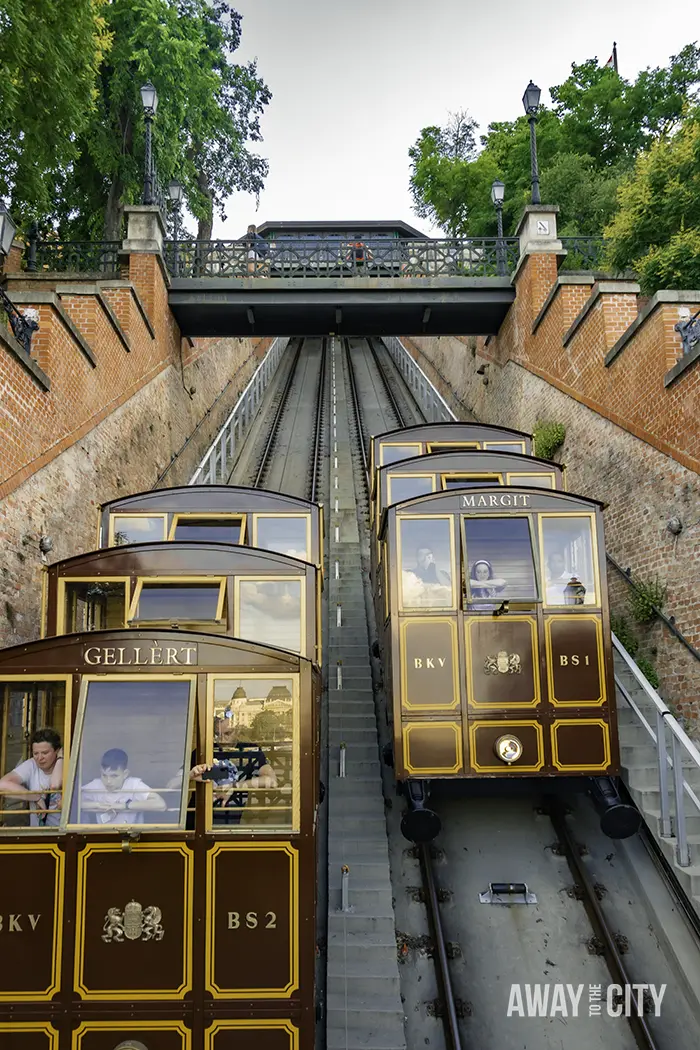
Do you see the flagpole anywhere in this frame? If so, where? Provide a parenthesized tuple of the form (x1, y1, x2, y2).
(613, 41, 618, 74)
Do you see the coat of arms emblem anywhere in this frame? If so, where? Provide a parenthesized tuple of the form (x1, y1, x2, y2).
(102, 900, 164, 942)
(484, 650, 521, 675)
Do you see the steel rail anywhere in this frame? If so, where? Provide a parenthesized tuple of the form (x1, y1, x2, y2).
(419, 844, 464, 1050)
(367, 338, 406, 428)
(343, 338, 369, 483)
(252, 337, 303, 488)
(309, 338, 327, 503)
(548, 800, 660, 1050)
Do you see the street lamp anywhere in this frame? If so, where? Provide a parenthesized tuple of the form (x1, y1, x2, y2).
(140, 81, 159, 206)
(522, 80, 542, 205)
(490, 180, 506, 276)
(167, 179, 183, 276)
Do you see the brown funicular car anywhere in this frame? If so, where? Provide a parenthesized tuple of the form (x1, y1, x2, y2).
(0, 629, 320, 1050)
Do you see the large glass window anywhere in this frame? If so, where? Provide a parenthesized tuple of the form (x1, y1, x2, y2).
(61, 580, 127, 633)
(380, 443, 422, 466)
(442, 473, 503, 490)
(237, 578, 303, 654)
(0, 679, 68, 829)
(67, 678, 193, 828)
(254, 515, 309, 561)
(209, 676, 296, 831)
(387, 475, 434, 505)
(507, 473, 555, 489)
(171, 515, 243, 544)
(399, 517, 455, 609)
(464, 517, 538, 605)
(129, 580, 225, 623)
(110, 514, 166, 546)
(541, 515, 597, 606)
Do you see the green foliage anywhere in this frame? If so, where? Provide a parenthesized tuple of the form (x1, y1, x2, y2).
(249, 711, 285, 741)
(408, 45, 700, 241)
(0, 0, 111, 219)
(532, 420, 566, 460)
(610, 615, 639, 657)
(635, 656, 660, 689)
(628, 576, 668, 624)
(604, 116, 700, 291)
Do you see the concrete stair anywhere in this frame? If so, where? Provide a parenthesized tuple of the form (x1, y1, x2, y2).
(615, 648, 700, 915)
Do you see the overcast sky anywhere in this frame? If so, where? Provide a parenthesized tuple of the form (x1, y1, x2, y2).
(211, 0, 698, 238)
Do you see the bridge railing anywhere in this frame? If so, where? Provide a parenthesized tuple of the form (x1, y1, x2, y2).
(165, 237, 521, 279)
(559, 236, 607, 270)
(189, 337, 289, 485)
(25, 237, 121, 275)
(382, 336, 454, 423)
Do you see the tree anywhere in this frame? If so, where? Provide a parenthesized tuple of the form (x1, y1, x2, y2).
(250, 711, 284, 742)
(604, 115, 700, 293)
(0, 0, 111, 221)
(408, 44, 700, 239)
(44, 0, 271, 239)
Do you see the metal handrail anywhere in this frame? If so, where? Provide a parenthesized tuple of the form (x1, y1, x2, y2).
(382, 336, 454, 423)
(613, 632, 700, 867)
(607, 553, 699, 663)
(189, 337, 289, 485)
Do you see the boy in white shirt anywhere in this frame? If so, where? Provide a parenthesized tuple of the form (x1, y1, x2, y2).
(80, 748, 167, 825)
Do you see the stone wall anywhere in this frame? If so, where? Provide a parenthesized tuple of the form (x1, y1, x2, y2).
(400, 329, 700, 722)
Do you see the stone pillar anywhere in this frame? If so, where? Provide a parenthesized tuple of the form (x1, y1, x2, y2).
(2, 238, 25, 275)
(513, 205, 564, 319)
(515, 204, 563, 257)
(121, 205, 166, 255)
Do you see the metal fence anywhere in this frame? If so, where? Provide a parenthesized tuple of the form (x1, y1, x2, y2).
(382, 336, 455, 423)
(189, 337, 289, 485)
(559, 236, 607, 270)
(165, 237, 521, 280)
(26, 239, 121, 275)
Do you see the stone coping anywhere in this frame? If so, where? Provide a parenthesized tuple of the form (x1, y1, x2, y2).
(603, 289, 700, 368)
(514, 203, 561, 237)
(55, 285, 130, 353)
(531, 273, 596, 334)
(562, 280, 641, 348)
(0, 323, 51, 391)
(665, 337, 700, 386)
(9, 290, 96, 367)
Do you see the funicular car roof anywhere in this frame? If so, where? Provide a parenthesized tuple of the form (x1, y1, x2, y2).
(51, 541, 314, 577)
(100, 484, 319, 516)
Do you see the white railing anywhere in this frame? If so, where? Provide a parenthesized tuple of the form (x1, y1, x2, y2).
(189, 337, 289, 485)
(613, 634, 700, 867)
(381, 336, 455, 423)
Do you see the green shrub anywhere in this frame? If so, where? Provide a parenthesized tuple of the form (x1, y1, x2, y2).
(533, 420, 566, 460)
(610, 614, 639, 657)
(628, 576, 667, 624)
(635, 656, 660, 689)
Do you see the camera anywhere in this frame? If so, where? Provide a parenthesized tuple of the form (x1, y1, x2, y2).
(200, 761, 241, 783)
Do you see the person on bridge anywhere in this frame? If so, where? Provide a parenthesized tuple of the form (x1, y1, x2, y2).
(244, 223, 269, 276)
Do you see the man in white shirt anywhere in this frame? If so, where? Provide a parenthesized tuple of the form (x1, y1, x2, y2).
(0, 728, 64, 827)
(546, 551, 571, 603)
(80, 748, 167, 825)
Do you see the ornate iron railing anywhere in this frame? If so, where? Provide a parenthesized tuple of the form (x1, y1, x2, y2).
(165, 236, 521, 279)
(25, 238, 121, 275)
(559, 236, 607, 270)
(189, 337, 289, 485)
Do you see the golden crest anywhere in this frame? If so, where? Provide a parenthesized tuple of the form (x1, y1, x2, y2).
(484, 650, 521, 675)
(102, 900, 164, 943)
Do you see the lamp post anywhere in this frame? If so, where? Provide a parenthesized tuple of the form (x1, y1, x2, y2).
(490, 180, 506, 276)
(140, 81, 159, 206)
(168, 179, 183, 276)
(522, 80, 541, 205)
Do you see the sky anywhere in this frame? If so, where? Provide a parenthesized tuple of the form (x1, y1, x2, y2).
(208, 0, 698, 239)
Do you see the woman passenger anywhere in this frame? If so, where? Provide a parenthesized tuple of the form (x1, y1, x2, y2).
(469, 559, 506, 600)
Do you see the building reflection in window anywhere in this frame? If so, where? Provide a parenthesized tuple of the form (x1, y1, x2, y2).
(463, 517, 537, 605)
(133, 582, 223, 622)
(238, 579, 303, 653)
(67, 679, 192, 828)
(211, 677, 295, 831)
(541, 516, 597, 606)
(255, 516, 309, 561)
(399, 518, 454, 609)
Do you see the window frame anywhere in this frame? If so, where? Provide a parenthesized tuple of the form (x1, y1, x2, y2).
(0, 674, 73, 833)
(397, 513, 457, 613)
(56, 577, 131, 636)
(483, 440, 527, 453)
(440, 472, 503, 490)
(127, 576, 227, 627)
(461, 512, 541, 606)
(62, 673, 196, 832)
(425, 441, 480, 453)
(205, 673, 300, 835)
(387, 472, 436, 505)
(251, 513, 311, 563)
(234, 575, 307, 656)
(168, 512, 247, 544)
(379, 441, 422, 466)
(538, 511, 601, 610)
(108, 513, 168, 547)
(506, 471, 556, 489)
